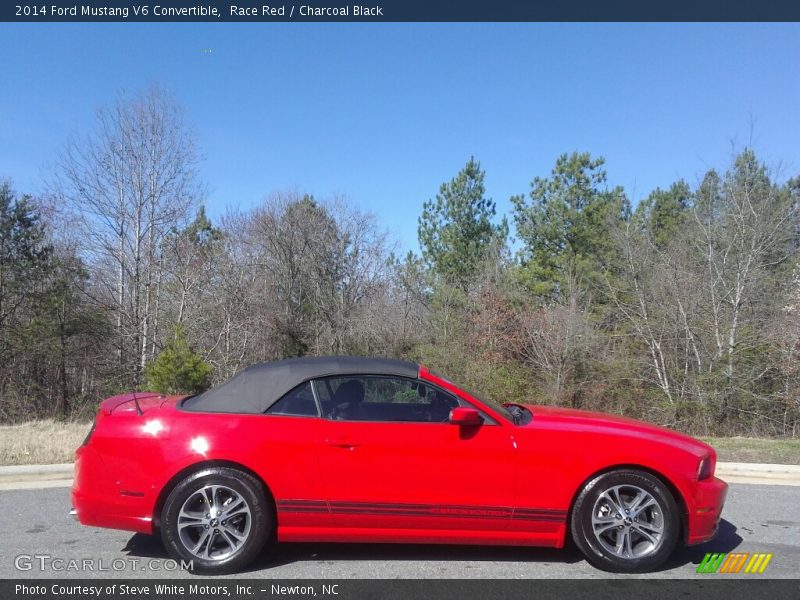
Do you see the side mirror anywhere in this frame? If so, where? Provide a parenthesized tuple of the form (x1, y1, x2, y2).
(449, 407, 483, 426)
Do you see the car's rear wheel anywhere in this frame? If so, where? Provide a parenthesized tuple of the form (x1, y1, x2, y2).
(161, 467, 272, 574)
(571, 469, 680, 573)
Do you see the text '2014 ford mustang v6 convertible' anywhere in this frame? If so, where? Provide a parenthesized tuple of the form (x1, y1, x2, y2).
(71, 356, 727, 573)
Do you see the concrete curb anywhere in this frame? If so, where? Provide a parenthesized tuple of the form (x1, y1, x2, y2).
(716, 461, 800, 486)
(0, 478, 74, 491)
(717, 461, 800, 474)
(0, 462, 73, 483)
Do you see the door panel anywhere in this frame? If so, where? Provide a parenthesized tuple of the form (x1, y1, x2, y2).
(315, 375, 517, 531)
(256, 383, 333, 528)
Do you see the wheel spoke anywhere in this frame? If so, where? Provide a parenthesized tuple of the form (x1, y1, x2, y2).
(600, 488, 624, 514)
(177, 514, 205, 531)
(179, 507, 205, 521)
(632, 524, 658, 545)
(630, 497, 657, 518)
(592, 515, 616, 524)
(222, 523, 247, 541)
(610, 487, 626, 511)
(221, 497, 248, 519)
(203, 530, 216, 558)
(191, 530, 210, 555)
(637, 520, 663, 534)
(628, 489, 647, 512)
(613, 528, 635, 557)
(591, 514, 618, 536)
(224, 506, 249, 519)
(614, 529, 627, 556)
(202, 487, 213, 511)
(624, 529, 634, 556)
(595, 522, 619, 536)
(219, 527, 244, 551)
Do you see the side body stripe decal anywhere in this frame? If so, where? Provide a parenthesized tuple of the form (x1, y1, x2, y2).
(276, 500, 567, 522)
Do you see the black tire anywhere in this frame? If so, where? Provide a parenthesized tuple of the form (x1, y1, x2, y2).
(570, 469, 680, 573)
(160, 467, 273, 574)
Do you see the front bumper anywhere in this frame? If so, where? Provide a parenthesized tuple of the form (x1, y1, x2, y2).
(687, 476, 728, 545)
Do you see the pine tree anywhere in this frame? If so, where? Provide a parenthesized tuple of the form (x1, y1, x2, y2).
(418, 157, 507, 289)
(512, 152, 629, 300)
(144, 326, 212, 395)
(0, 182, 53, 369)
(635, 180, 692, 247)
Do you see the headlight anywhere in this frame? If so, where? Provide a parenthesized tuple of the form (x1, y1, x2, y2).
(698, 455, 713, 480)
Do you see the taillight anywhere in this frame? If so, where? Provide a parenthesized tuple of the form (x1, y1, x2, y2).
(698, 455, 713, 480)
(81, 419, 96, 446)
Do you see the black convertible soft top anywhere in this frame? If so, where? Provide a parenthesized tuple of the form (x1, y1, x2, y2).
(181, 355, 420, 414)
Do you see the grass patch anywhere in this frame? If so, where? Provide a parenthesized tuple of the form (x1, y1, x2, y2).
(703, 437, 800, 465)
(0, 419, 90, 466)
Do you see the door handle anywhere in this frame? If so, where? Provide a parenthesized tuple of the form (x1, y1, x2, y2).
(325, 437, 361, 450)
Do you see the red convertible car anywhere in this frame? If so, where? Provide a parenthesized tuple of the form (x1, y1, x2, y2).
(72, 356, 727, 574)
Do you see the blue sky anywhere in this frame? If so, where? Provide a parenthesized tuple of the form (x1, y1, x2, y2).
(2, 23, 799, 251)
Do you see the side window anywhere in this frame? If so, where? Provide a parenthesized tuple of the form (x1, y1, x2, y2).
(418, 384, 462, 423)
(313, 376, 466, 423)
(266, 382, 319, 417)
(312, 378, 336, 417)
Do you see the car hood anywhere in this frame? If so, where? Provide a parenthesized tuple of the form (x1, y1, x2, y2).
(519, 404, 712, 458)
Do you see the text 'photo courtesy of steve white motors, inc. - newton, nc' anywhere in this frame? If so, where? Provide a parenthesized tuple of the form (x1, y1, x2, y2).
(15, 4, 384, 18)
(14, 583, 340, 598)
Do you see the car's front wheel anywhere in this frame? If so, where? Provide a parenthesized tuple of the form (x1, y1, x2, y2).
(161, 467, 272, 574)
(571, 469, 680, 572)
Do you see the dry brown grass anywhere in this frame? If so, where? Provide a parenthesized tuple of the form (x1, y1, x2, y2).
(0, 419, 90, 466)
(703, 437, 800, 465)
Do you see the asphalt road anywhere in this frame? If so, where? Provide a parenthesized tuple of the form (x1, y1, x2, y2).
(1, 483, 798, 579)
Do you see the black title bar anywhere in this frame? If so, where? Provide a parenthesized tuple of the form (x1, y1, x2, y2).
(4, 0, 800, 22)
(6, 580, 800, 600)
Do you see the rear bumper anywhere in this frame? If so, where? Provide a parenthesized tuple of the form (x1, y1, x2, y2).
(686, 476, 728, 545)
(71, 445, 154, 535)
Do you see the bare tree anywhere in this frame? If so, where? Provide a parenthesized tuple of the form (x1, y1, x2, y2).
(518, 292, 598, 406)
(54, 85, 202, 384)
(691, 155, 797, 426)
(606, 152, 799, 432)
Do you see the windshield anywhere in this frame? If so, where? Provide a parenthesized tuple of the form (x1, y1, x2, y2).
(427, 369, 516, 423)
(468, 389, 516, 422)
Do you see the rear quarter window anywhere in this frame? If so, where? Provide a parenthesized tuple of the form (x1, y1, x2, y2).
(266, 381, 319, 417)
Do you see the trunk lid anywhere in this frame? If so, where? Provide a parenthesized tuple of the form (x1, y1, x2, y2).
(99, 392, 184, 415)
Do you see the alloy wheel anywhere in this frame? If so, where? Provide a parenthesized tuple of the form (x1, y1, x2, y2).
(177, 484, 252, 560)
(590, 484, 665, 559)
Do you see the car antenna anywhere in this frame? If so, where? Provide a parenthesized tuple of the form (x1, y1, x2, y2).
(132, 390, 143, 415)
